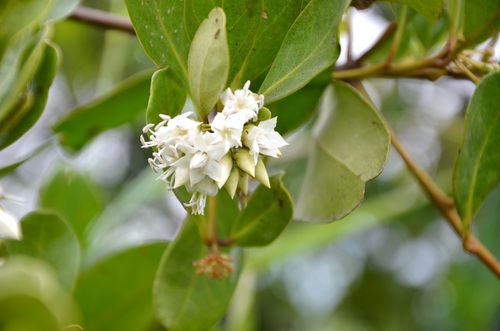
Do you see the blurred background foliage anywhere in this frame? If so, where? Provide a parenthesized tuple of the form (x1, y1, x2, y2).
(0, 0, 499, 330)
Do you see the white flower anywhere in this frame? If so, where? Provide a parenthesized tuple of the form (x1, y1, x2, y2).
(220, 80, 264, 121)
(0, 207, 22, 240)
(209, 111, 248, 158)
(243, 117, 288, 164)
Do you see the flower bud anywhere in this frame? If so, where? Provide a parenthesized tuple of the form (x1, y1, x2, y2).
(238, 170, 249, 195)
(258, 106, 272, 122)
(224, 164, 239, 198)
(255, 157, 271, 188)
(233, 148, 255, 176)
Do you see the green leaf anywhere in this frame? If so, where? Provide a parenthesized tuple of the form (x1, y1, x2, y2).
(0, 0, 53, 54)
(53, 69, 154, 152)
(386, 0, 443, 22)
(0, 27, 50, 124)
(74, 243, 166, 331)
(83, 168, 166, 265)
(258, 0, 348, 103)
(146, 67, 186, 125)
(230, 174, 293, 247)
(0, 41, 60, 150)
(154, 216, 240, 331)
(0, 257, 80, 331)
(454, 72, 500, 232)
(124, 0, 190, 81)
(38, 166, 102, 245)
(267, 70, 329, 135)
(229, 1, 312, 87)
(6, 211, 80, 290)
(295, 82, 390, 223)
(463, 0, 500, 46)
(188, 7, 229, 119)
(46, 0, 80, 22)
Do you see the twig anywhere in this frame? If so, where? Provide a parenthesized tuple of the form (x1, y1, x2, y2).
(384, 6, 407, 66)
(69, 6, 136, 35)
(351, 81, 500, 278)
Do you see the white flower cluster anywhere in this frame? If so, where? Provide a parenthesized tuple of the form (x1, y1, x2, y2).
(141, 81, 287, 215)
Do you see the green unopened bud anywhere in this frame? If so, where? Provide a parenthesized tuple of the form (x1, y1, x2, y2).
(255, 157, 271, 188)
(224, 165, 239, 198)
(233, 148, 255, 177)
(258, 106, 272, 122)
(238, 170, 249, 195)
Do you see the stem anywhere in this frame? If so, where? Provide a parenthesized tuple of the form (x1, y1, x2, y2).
(352, 81, 500, 278)
(356, 22, 397, 65)
(206, 195, 218, 246)
(454, 59, 480, 84)
(69, 6, 136, 34)
(384, 6, 407, 66)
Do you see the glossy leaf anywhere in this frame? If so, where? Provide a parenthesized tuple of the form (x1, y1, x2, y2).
(74, 243, 166, 331)
(38, 167, 102, 245)
(230, 174, 293, 247)
(146, 67, 186, 125)
(124, 0, 190, 81)
(53, 69, 153, 152)
(0, 41, 59, 150)
(454, 72, 500, 232)
(188, 7, 229, 119)
(463, 0, 500, 46)
(0, 257, 80, 331)
(154, 216, 239, 331)
(6, 211, 80, 290)
(295, 82, 390, 223)
(258, 0, 348, 103)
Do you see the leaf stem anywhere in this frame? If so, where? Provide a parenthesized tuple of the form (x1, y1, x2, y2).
(69, 6, 136, 35)
(352, 81, 500, 278)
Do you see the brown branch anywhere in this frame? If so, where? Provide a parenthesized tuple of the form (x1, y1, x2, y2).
(69, 6, 136, 35)
(351, 81, 500, 278)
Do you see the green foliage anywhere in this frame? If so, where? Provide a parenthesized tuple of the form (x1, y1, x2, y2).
(463, 0, 500, 46)
(153, 218, 240, 331)
(188, 7, 229, 119)
(53, 70, 154, 152)
(38, 167, 102, 244)
(146, 67, 186, 124)
(0, 257, 80, 330)
(454, 72, 500, 232)
(386, 0, 444, 22)
(295, 82, 390, 223)
(259, 0, 349, 103)
(0, 41, 59, 150)
(5, 211, 80, 290)
(74, 243, 166, 331)
(230, 174, 293, 246)
(1, 0, 499, 329)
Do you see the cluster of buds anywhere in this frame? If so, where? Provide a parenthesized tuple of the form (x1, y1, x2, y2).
(141, 81, 287, 215)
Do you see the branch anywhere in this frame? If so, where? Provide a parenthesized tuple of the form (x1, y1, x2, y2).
(69, 6, 136, 35)
(351, 81, 500, 278)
